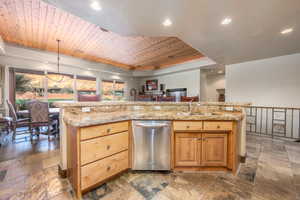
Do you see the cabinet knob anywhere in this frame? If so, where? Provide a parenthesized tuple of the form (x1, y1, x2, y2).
(106, 145, 110, 150)
(186, 125, 190, 129)
(217, 125, 220, 129)
(107, 166, 111, 171)
(203, 138, 206, 141)
(107, 128, 111, 133)
(197, 138, 202, 141)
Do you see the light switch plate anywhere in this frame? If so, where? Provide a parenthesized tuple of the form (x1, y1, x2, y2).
(82, 107, 91, 112)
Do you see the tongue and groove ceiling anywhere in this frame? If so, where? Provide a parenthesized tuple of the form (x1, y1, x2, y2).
(1, 0, 300, 71)
(0, 0, 203, 70)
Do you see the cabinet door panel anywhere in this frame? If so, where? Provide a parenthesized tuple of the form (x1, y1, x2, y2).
(202, 133, 227, 166)
(175, 133, 201, 166)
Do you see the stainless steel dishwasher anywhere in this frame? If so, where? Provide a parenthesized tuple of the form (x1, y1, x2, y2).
(132, 120, 171, 171)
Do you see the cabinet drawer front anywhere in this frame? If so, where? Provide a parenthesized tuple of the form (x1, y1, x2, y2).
(80, 121, 129, 140)
(81, 131, 128, 165)
(81, 150, 128, 190)
(173, 121, 203, 131)
(203, 122, 232, 131)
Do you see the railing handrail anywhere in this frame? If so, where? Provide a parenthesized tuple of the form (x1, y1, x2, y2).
(246, 105, 300, 110)
(245, 105, 300, 140)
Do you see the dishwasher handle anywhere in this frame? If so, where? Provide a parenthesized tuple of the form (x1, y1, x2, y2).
(135, 123, 169, 128)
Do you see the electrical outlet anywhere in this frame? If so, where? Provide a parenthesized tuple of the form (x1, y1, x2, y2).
(225, 106, 234, 111)
(82, 107, 91, 112)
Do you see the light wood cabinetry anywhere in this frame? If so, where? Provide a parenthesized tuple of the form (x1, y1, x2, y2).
(67, 119, 239, 199)
(175, 133, 201, 166)
(203, 121, 232, 131)
(81, 131, 128, 165)
(81, 150, 128, 190)
(174, 121, 235, 171)
(80, 121, 129, 140)
(67, 121, 129, 199)
(173, 121, 203, 131)
(201, 133, 227, 166)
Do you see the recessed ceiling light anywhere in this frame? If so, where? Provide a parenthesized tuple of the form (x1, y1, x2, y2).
(90, 1, 102, 11)
(281, 28, 293, 34)
(162, 18, 172, 27)
(221, 17, 232, 25)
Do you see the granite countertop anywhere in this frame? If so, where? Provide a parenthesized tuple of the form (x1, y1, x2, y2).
(64, 111, 244, 127)
(54, 101, 251, 108)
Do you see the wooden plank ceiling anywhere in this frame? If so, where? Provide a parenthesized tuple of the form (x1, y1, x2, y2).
(0, 0, 203, 70)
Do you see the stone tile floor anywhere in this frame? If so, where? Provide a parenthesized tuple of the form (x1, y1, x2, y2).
(0, 134, 300, 200)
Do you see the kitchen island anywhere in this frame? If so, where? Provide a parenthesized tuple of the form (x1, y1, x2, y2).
(55, 101, 249, 199)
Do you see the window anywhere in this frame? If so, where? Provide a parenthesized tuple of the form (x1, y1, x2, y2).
(102, 80, 114, 101)
(114, 81, 125, 101)
(15, 72, 45, 110)
(102, 80, 125, 101)
(47, 73, 74, 106)
(76, 76, 97, 96)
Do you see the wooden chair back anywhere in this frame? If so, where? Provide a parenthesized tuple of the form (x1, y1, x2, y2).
(181, 96, 199, 102)
(78, 94, 100, 102)
(27, 100, 49, 123)
(6, 100, 18, 121)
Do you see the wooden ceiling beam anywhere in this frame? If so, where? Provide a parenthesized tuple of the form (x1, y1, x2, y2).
(134, 55, 203, 71)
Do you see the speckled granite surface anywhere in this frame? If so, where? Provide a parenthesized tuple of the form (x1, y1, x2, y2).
(63, 111, 244, 127)
(54, 101, 251, 108)
(56, 101, 248, 127)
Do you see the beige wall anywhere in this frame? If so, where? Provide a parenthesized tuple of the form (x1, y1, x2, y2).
(226, 53, 300, 107)
(200, 71, 225, 101)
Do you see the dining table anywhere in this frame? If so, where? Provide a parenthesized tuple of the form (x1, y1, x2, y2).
(17, 107, 60, 127)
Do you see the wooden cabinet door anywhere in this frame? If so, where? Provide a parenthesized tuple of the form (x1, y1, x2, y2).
(202, 133, 228, 167)
(175, 133, 201, 166)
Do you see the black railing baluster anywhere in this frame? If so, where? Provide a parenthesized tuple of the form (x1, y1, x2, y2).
(266, 108, 268, 135)
(260, 107, 263, 135)
(291, 108, 294, 138)
(284, 108, 287, 138)
(245, 106, 300, 140)
(271, 108, 274, 138)
(255, 107, 258, 133)
(298, 109, 300, 139)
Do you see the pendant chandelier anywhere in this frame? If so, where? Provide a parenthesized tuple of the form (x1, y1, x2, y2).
(45, 39, 65, 83)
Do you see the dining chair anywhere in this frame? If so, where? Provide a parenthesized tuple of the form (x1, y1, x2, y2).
(180, 96, 199, 102)
(78, 94, 100, 102)
(6, 100, 31, 141)
(27, 100, 58, 140)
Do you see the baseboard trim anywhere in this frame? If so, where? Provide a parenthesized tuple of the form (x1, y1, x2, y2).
(58, 164, 67, 178)
(239, 155, 247, 163)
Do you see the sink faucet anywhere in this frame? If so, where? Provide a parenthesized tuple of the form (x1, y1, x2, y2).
(188, 99, 195, 114)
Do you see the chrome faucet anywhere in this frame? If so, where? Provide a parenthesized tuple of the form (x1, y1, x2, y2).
(188, 99, 195, 114)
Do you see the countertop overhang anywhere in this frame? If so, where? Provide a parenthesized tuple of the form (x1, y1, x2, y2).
(56, 101, 248, 127)
(63, 111, 244, 127)
(54, 101, 251, 108)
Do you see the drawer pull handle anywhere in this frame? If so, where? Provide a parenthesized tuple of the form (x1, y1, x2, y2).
(217, 125, 220, 129)
(197, 138, 202, 141)
(106, 145, 110, 150)
(107, 166, 111, 171)
(107, 128, 111, 133)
